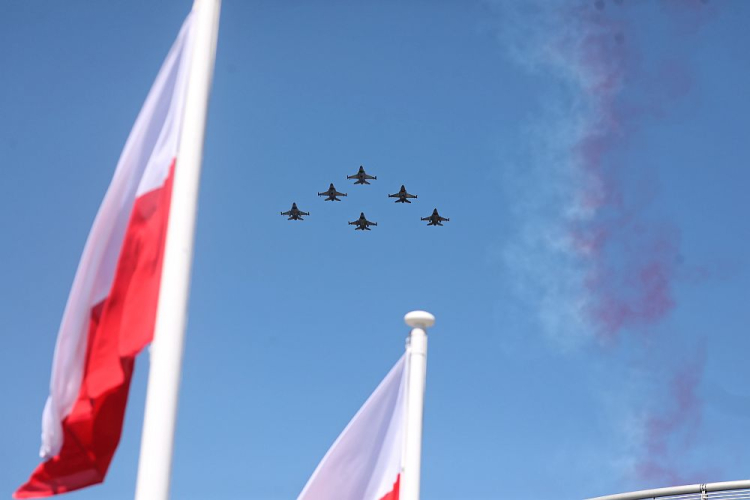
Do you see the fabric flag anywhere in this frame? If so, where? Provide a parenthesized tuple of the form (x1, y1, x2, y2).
(298, 355, 407, 500)
(15, 11, 198, 499)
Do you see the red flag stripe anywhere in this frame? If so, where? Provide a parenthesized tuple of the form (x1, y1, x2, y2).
(15, 163, 175, 499)
(378, 474, 400, 500)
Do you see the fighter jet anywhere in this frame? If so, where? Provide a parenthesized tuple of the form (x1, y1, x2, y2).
(421, 208, 449, 226)
(388, 185, 418, 203)
(318, 183, 347, 201)
(347, 165, 377, 185)
(348, 212, 377, 231)
(280, 202, 309, 221)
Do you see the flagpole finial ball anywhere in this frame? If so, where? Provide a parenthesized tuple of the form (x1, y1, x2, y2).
(404, 311, 435, 329)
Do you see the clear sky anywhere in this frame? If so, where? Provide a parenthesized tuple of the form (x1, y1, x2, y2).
(1, 1, 749, 499)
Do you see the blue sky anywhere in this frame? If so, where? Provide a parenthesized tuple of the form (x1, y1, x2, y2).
(1, 1, 749, 499)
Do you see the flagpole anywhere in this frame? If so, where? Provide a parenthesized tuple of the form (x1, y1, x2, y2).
(134, 1, 220, 499)
(401, 310, 433, 500)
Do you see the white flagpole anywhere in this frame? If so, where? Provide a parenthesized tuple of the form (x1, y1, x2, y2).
(134, 1, 220, 499)
(401, 310, 434, 500)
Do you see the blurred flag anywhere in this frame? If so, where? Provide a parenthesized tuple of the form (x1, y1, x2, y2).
(15, 9, 198, 499)
(298, 355, 407, 500)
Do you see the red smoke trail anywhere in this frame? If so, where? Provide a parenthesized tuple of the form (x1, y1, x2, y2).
(494, 0, 717, 482)
(558, 0, 713, 483)
(558, 2, 683, 343)
(636, 353, 707, 484)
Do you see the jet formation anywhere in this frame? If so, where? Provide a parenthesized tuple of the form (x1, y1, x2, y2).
(280, 165, 449, 229)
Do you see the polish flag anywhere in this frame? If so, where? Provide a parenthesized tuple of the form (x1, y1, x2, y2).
(15, 11, 198, 499)
(298, 355, 407, 500)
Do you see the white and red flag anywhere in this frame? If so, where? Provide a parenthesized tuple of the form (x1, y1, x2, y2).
(297, 355, 407, 500)
(15, 10, 199, 499)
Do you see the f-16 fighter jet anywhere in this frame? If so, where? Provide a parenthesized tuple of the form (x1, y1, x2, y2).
(347, 165, 377, 185)
(348, 212, 378, 230)
(318, 183, 347, 201)
(280, 202, 309, 221)
(388, 185, 418, 203)
(421, 208, 449, 226)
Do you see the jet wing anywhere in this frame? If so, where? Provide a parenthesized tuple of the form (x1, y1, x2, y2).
(334, 191, 347, 197)
(405, 193, 417, 198)
(281, 210, 293, 216)
(364, 174, 377, 180)
(439, 216, 449, 221)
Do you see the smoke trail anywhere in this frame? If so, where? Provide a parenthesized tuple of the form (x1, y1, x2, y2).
(543, 2, 683, 343)
(497, 0, 681, 345)
(492, 0, 715, 485)
(636, 354, 706, 484)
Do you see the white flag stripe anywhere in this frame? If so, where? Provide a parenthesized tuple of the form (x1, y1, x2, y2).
(39, 13, 196, 459)
(298, 354, 406, 500)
